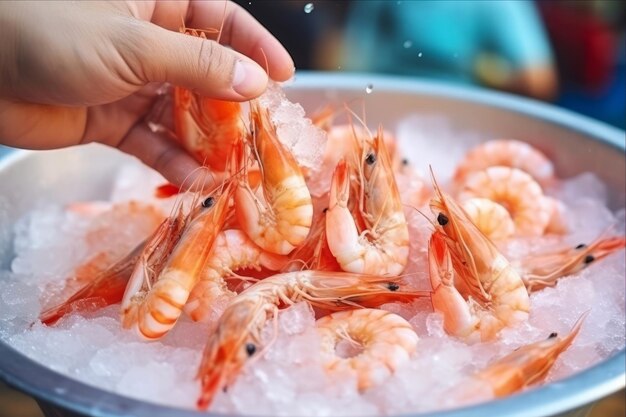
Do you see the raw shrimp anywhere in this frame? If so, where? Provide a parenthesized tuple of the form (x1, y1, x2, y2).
(454, 139, 554, 187)
(317, 308, 418, 391)
(458, 166, 551, 236)
(520, 235, 626, 292)
(173, 29, 245, 172)
(283, 209, 341, 272)
(40, 207, 184, 326)
(429, 174, 530, 342)
(326, 127, 409, 275)
(461, 198, 515, 241)
(184, 229, 289, 322)
(196, 270, 427, 409)
(121, 182, 235, 340)
(472, 314, 585, 397)
(39, 242, 146, 326)
(235, 101, 313, 255)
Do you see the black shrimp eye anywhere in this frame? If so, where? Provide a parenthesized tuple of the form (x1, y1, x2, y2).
(401, 158, 409, 166)
(575, 243, 587, 250)
(437, 213, 449, 226)
(584, 254, 595, 265)
(245, 343, 256, 357)
(202, 196, 215, 208)
(387, 282, 400, 291)
(548, 332, 558, 339)
(365, 153, 377, 165)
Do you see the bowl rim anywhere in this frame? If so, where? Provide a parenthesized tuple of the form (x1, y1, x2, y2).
(0, 72, 624, 417)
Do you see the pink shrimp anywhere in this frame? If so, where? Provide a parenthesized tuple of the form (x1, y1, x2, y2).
(196, 271, 427, 409)
(183, 229, 289, 322)
(234, 101, 313, 255)
(458, 166, 552, 236)
(454, 139, 555, 187)
(521, 235, 626, 291)
(121, 182, 235, 340)
(429, 173, 530, 342)
(326, 127, 409, 275)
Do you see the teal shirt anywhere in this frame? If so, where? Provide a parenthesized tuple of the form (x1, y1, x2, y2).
(341, 0, 554, 83)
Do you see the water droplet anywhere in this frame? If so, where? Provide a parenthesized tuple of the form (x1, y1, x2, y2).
(337, 65, 342, 70)
(304, 3, 314, 13)
(418, 52, 423, 58)
(365, 84, 373, 94)
(403, 40, 412, 49)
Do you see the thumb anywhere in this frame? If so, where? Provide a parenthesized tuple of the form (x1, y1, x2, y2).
(133, 25, 269, 101)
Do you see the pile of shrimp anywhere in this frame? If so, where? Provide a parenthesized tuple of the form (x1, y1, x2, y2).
(25, 73, 625, 415)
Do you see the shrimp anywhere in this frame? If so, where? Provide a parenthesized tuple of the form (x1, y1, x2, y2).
(461, 198, 515, 241)
(317, 308, 418, 391)
(326, 127, 409, 275)
(458, 166, 552, 236)
(429, 173, 530, 342)
(284, 209, 341, 272)
(543, 196, 569, 234)
(454, 139, 554, 187)
(183, 229, 289, 322)
(521, 235, 626, 292)
(196, 270, 427, 409)
(40, 206, 185, 326)
(39, 241, 146, 326)
(121, 182, 235, 340)
(234, 101, 313, 255)
(473, 314, 585, 397)
(173, 29, 245, 172)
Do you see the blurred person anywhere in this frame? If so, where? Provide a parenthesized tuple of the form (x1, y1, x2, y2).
(335, 0, 559, 100)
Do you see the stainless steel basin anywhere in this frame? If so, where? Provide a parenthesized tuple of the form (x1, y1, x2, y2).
(0, 72, 624, 417)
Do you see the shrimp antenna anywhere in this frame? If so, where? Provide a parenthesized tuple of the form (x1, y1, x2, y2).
(216, 1, 228, 44)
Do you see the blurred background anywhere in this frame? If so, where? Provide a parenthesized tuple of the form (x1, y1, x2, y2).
(237, 0, 625, 128)
(1, 0, 624, 416)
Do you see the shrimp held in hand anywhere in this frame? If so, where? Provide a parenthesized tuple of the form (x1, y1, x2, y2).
(235, 102, 313, 255)
(121, 182, 235, 340)
(429, 173, 530, 342)
(173, 29, 245, 172)
(317, 308, 418, 391)
(326, 128, 409, 275)
(196, 270, 427, 409)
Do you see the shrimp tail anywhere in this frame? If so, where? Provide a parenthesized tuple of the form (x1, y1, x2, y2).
(39, 241, 145, 325)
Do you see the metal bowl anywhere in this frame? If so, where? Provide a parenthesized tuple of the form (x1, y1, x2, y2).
(0, 72, 624, 417)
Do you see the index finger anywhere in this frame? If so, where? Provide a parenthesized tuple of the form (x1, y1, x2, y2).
(184, 1, 295, 81)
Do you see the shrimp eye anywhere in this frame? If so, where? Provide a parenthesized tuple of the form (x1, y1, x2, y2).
(202, 196, 215, 208)
(548, 332, 558, 339)
(387, 282, 400, 291)
(437, 213, 449, 226)
(365, 153, 377, 165)
(245, 343, 256, 357)
(575, 243, 586, 250)
(401, 158, 409, 166)
(584, 254, 595, 264)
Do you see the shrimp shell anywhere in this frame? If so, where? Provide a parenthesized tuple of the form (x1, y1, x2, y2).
(461, 198, 515, 241)
(317, 308, 418, 391)
(458, 166, 551, 236)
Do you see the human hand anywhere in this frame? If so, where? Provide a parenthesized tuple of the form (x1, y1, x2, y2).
(0, 0, 294, 185)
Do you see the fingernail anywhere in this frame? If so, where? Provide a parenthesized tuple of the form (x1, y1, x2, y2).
(232, 61, 267, 97)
